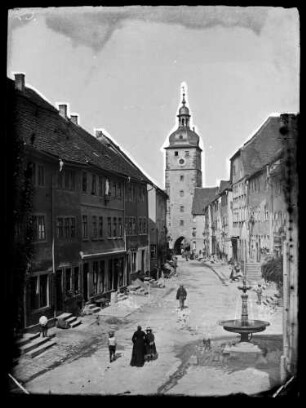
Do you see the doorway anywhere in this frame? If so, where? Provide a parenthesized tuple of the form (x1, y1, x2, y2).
(55, 269, 63, 312)
(231, 238, 238, 262)
(83, 263, 89, 302)
(141, 250, 145, 272)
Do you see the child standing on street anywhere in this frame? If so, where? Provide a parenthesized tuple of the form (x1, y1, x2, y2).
(108, 331, 117, 363)
(39, 315, 48, 337)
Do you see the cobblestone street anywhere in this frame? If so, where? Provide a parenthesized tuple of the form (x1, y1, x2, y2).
(12, 257, 283, 396)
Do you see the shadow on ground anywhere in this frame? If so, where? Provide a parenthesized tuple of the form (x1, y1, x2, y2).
(158, 333, 283, 395)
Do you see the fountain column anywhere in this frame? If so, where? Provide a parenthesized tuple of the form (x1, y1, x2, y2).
(239, 279, 252, 341)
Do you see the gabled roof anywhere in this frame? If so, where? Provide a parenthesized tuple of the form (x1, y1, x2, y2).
(219, 180, 231, 194)
(240, 116, 285, 177)
(8, 78, 152, 184)
(192, 187, 219, 215)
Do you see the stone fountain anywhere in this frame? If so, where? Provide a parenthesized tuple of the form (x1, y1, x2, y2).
(219, 278, 270, 342)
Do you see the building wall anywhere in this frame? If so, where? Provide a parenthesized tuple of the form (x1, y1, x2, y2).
(280, 114, 298, 381)
(25, 153, 84, 326)
(220, 190, 232, 260)
(230, 154, 248, 263)
(191, 214, 205, 255)
(125, 181, 149, 281)
(80, 170, 126, 303)
(149, 188, 168, 272)
(156, 189, 168, 263)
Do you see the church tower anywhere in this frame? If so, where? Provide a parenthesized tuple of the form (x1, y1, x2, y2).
(164, 86, 203, 253)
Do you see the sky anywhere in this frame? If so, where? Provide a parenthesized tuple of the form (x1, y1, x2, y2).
(7, 6, 299, 189)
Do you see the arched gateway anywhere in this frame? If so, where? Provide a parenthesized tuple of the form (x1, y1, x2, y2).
(174, 236, 185, 255)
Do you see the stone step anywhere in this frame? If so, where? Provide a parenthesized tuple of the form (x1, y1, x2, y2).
(117, 295, 128, 301)
(27, 339, 57, 358)
(20, 333, 56, 354)
(16, 332, 40, 347)
(70, 319, 82, 328)
(57, 312, 73, 320)
(66, 316, 77, 324)
(87, 304, 96, 309)
(128, 285, 141, 291)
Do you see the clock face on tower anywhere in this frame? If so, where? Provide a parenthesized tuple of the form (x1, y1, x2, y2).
(178, 158, 186, 166)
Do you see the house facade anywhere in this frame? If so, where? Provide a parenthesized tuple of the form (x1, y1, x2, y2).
(149, 186, 168, 274)
(191, 187, 218, 258)
(10, 73, 154, 329)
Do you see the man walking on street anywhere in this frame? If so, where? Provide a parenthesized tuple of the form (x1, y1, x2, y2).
(176, 284, 187, 310)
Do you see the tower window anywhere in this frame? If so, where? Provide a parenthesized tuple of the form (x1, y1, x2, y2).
(180, 220, 184, 226)
(180, 190, 184, 197)
(174, 151, 178, 156)
(180, 175, 184, 181)
(180, 206, 184, 212)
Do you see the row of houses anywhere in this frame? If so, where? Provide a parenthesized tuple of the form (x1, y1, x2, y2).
(192, 114, 298, 267)
(191, 113, 299, 380)
(7, 74, 168, 331)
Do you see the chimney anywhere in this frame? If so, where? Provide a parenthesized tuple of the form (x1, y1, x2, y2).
(58, 104, 68, 119)
(70, 114, 79, 125)
(14, 73, 25, 92)
(95, 129, 103, 140)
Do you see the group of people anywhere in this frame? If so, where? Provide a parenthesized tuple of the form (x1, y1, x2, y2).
(130, 326, 158, 367)
(108, 326, 158, 366)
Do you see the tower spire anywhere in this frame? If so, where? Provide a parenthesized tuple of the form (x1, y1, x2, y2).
(178, 84, 190, 128)
(182, 86, 186, 105)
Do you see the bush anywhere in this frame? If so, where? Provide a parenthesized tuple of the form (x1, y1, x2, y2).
(261, 257, 283, 291)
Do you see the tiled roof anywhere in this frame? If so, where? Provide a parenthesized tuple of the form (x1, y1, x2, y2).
(8, 78, 152, 184)
(240, 116, 287, 177)
(191, 187, 219, 215)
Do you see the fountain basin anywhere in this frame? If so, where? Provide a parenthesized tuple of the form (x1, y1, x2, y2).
(219, 319, 270, 341)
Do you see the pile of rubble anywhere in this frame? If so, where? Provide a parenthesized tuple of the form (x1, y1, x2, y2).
(127, 278, 149, 296)
(127, 276, 165, 296)
(145, 276, 166, 288)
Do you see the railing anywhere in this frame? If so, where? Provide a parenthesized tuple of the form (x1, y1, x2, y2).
(8, 373, 30, 394)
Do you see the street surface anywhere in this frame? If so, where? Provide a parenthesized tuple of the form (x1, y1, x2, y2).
(12, 257, 283, 396)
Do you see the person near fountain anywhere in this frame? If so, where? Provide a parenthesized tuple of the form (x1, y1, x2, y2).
(130, 325, 146, 367)
(255, 283, 263, 305)
(176, 284, 187, 309)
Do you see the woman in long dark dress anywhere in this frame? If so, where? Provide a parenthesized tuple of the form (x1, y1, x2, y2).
(130, 325, 146, 367)
(145, 327, 158, 361)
